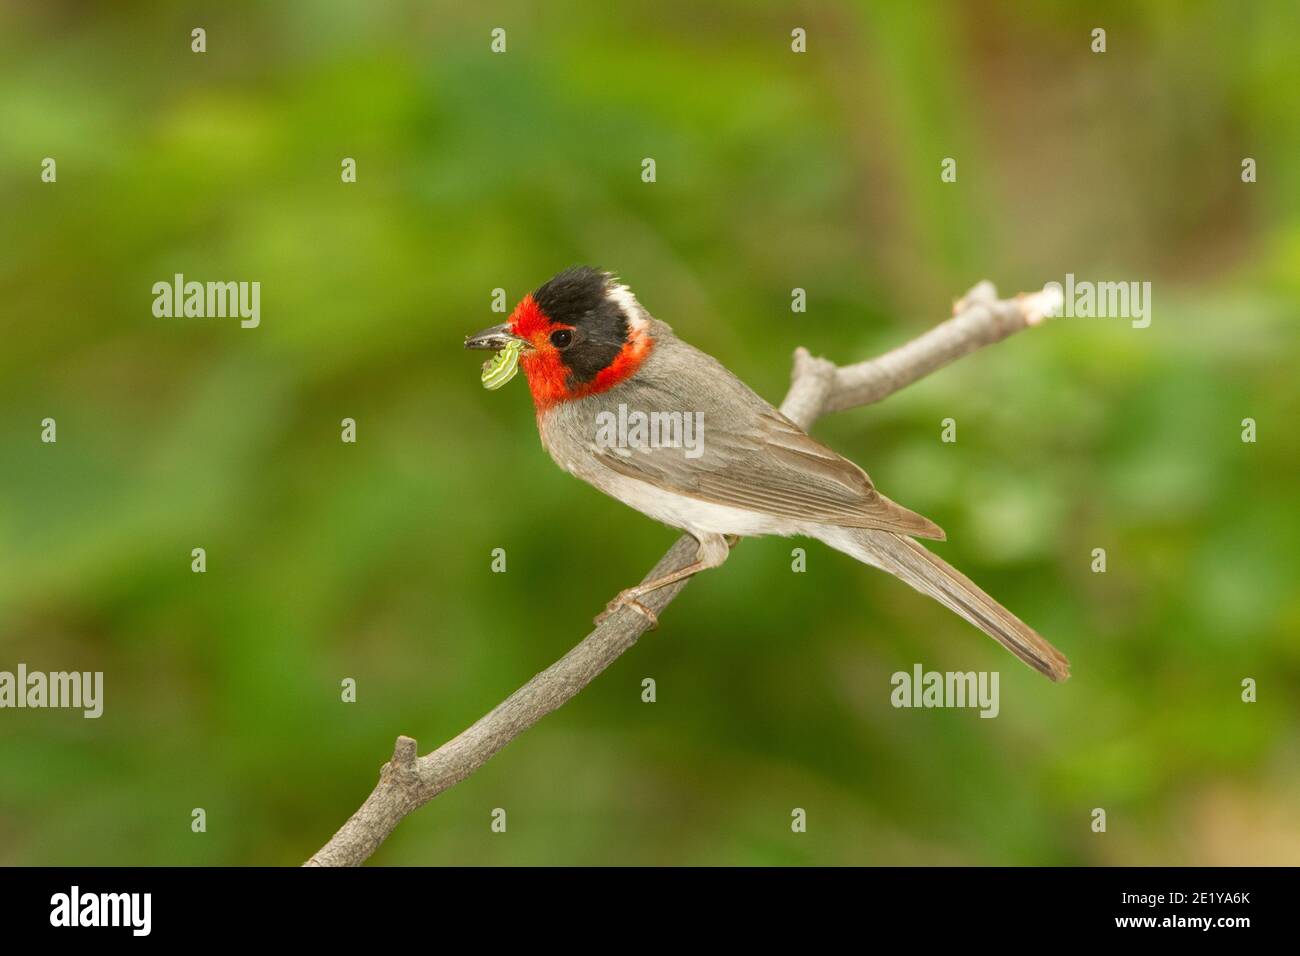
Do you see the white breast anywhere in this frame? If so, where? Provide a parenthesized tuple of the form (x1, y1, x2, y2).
(568, 457, 803, 540)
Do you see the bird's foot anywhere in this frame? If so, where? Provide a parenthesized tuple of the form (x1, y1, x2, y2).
(594, 590, 659, 630)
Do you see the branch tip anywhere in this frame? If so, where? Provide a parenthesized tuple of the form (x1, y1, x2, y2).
(1019, 284, 1064, 327)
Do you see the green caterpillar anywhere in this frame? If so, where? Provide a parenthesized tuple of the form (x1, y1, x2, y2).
(480, 339, 524, 390)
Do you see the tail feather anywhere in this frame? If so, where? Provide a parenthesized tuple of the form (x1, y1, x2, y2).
(814, 527, 1070, 682)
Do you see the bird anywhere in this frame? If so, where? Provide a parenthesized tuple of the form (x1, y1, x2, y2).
(465, 266, 1070, 681)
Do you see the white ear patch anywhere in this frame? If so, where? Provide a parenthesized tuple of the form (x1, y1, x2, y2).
(606, 281, 648, 332)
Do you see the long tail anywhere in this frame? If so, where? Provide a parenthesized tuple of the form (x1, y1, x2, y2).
(813, 527, 1070, 682)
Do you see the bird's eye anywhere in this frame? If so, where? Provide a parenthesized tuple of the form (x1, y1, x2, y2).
(550, 328, 573, 349)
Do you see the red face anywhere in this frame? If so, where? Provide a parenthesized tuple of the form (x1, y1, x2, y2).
(504, 271, 654, 412)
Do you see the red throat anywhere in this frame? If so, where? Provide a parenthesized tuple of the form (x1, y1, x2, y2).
(509, 295, 654, 412)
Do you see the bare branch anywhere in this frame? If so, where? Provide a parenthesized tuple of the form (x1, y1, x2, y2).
(304, 281, 1060, 866)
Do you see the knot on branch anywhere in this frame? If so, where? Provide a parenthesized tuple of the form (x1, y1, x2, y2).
(791, 346, 837, 385)
(380, 735, 422, 791)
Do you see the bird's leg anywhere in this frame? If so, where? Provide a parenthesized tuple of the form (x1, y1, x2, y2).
(595, 533, 734, 629)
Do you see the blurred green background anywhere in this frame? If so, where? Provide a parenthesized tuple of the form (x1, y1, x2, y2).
(1, 1, 1297, 865)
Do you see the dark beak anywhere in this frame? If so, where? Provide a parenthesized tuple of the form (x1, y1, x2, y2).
(464, 323, 529, 351)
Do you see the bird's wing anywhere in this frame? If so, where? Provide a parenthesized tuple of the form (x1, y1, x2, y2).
(590, 394, 945, 540)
